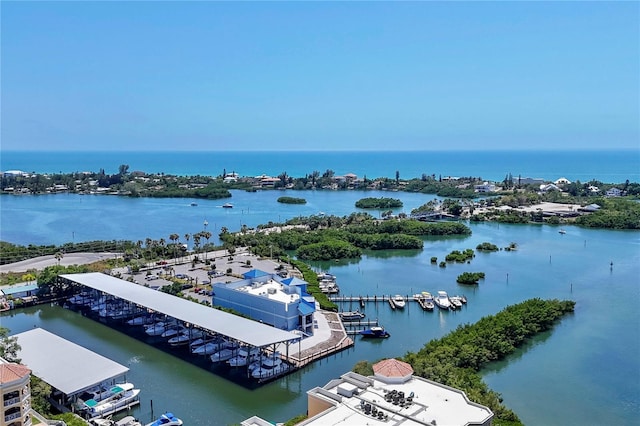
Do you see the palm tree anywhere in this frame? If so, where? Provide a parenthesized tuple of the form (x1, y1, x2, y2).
(54, 251, 64, 266)
(201, 231, 212, 262)
(169, 234, 179, 263)
(193, 233, 201, 256)
(184, 233, 191, 252)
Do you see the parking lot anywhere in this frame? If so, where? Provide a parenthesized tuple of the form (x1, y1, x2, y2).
(114, 248, 292, 301)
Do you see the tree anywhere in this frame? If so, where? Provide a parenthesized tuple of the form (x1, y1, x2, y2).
(169, 234, 180, 262)
(0, 327, 21, 362)
(54, 251, 64, 265)
(118, 164, 130, 175)
(395, 170, 400, 184)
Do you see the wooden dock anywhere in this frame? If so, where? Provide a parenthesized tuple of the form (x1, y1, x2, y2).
(329, 295, 409, 303)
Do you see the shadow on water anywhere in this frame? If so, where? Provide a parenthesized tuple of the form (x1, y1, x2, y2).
(480, 328, 555, 375)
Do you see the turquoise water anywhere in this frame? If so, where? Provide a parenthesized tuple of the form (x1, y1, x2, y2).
(2, 149, 639, 182)
(1, 190, 639, 425)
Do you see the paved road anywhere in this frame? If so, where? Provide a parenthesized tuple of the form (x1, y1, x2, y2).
(0, 253, 117, 274)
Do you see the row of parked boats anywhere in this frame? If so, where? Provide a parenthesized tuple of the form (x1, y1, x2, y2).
(66, 291, 295, 388)
(128, 314, 293, 379)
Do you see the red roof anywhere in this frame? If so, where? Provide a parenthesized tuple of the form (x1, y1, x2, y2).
(372, 358, 413, 378)
(0, 363, 31, 384)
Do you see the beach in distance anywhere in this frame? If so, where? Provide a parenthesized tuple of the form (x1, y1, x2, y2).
(2, 149, 639, 183)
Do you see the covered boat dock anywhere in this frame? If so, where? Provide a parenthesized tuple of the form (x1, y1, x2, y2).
(59, 272, 301, 353)
(13, 328, 130, 402)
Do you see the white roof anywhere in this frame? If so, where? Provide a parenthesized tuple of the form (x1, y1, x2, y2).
(302, 372, 493, 426)
(60, 272, 299, 347)
(13, 328, 129, 396)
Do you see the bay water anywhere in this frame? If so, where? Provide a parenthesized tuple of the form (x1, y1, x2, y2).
(1, 187, 639, 424)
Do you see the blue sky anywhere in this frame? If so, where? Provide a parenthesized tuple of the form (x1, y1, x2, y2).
(1, 1, 638, 151)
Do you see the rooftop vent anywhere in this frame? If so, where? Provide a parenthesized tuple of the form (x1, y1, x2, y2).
(337, 383, 358, 398)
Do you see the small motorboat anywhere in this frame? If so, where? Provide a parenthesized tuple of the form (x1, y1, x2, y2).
(222, 203, 233, 208)
(145, 412, 183, 426)
(559, 229, 566, 234)
(339, 310, 365, 321)
(359, 326, 390, 338)
(392, 295, 406, 309)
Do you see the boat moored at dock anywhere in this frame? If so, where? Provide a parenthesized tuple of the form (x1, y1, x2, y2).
(359, 326, 390, 338)
(434, 291, 451, 310)
(145, 412, 183, 426)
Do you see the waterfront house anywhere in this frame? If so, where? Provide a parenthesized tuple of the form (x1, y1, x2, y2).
(212, 270, 316, 335)
(0, 359, 32, 426)
(606, 187, 623, 197)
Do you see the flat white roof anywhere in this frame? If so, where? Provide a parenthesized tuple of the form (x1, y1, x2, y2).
(60, 272, 299, 348)
(13, 328, 129, 396)
(241, 280, 300, 304)
(303, 372, 493, 426)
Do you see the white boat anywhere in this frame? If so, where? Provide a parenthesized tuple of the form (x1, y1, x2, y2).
(78, 383, 135, 407)
(145, 412, 183, 426)
(434, 291, 451, 310)
(91, 416, 142, 426)
(222, 203, 233, 208)
(82, 384, 141, 418)
(392, 295, 406, 309)
(210, 348, 235, 363)
(228, 347, 261, 367)
(339, 310, 365, 321)
(168, 329, 206, 346)
(161, 325, 186, 339)
(127, 315, 154, 326)
(450, 296, 463, 309)
(144, 322, 167, 336)
(559, 229, 566, 234)
(192, 339, 235, 355)
(251, 354, 290, 379)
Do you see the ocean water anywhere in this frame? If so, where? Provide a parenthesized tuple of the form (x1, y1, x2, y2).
(1, 189, 639, 425)
(2, 149, 639, 183)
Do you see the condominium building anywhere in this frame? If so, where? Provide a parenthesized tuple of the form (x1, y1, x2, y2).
(0, 359, 32, 426)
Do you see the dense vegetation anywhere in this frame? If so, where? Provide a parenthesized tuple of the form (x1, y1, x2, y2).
(287, 258, 337, 310)
(355, 197, 403, 209)
(445, 249, 475, 263)
(397, 298, 576, 424)
(457, 271, 486, 284)
(277, 196, 307, 204)
(222, 214, 471, 261)
(574, 198, 640, 229)
(476, 242, 499, 251)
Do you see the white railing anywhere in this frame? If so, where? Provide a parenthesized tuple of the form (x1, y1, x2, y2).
(3, 396, 20, 406)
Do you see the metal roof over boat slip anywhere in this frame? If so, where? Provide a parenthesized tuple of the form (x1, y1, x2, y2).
(13, 328, 129, 396)
(60, 272, 300, 348)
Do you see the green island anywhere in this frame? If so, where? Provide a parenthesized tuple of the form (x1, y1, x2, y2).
(445, 248, 475, 263)
(349, 298, 576, 426)
(355, 197, 403, 209)
(476, 242, 499, 251)
(277, 196, 307, 204)
(457, 271, 486, 285)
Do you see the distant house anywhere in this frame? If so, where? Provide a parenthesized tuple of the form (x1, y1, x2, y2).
(474, 182, 496, 193)
(554, 177, 572, 185)
(606, 187, 623, 197)
(588, 185, 600, 194)
(539, 183, 561, 193)
(580, 203, 601, 212)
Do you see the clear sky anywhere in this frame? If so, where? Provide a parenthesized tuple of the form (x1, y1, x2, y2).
(1, 1, 638, 151)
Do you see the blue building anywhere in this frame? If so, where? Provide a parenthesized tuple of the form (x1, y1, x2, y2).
(212, 270, 316, 335)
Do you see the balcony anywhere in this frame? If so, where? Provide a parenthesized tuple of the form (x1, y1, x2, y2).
(4, 410, 23, 422)
(3, 396, 21, 407)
